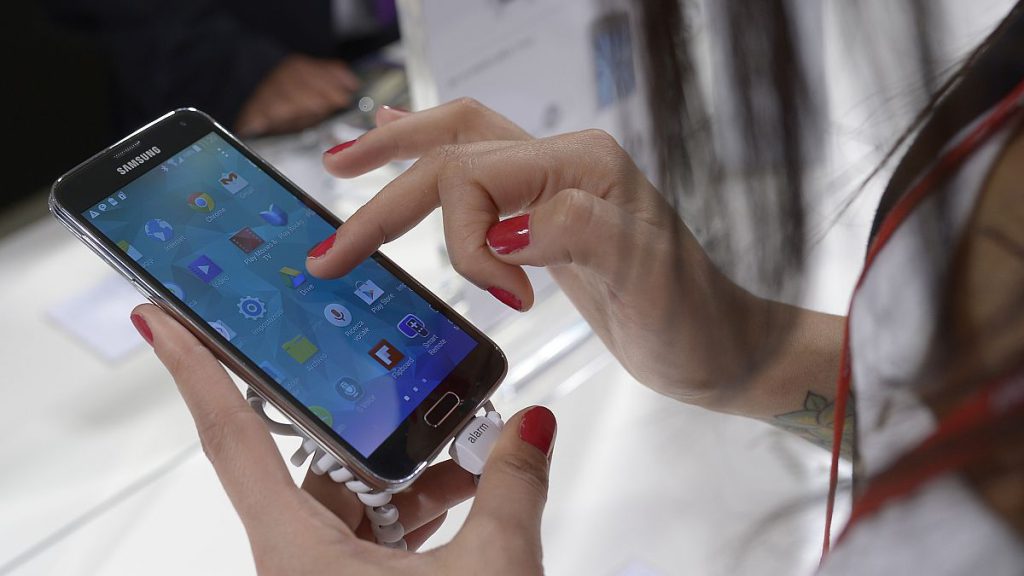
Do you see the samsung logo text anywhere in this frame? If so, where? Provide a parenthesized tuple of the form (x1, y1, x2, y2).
(116, 146, 162, 175)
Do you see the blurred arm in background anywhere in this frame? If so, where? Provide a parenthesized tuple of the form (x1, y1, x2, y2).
(46, 0, 396, 136)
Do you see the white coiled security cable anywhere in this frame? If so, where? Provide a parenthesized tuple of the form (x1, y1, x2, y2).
(246, 388, 503, 550)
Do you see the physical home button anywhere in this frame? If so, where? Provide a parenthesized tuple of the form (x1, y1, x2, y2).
(424, 392, 461, 428)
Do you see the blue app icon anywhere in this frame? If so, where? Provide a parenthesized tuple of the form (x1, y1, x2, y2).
(259, 204, 288, 226)
(259, 360, 285, 384)
(397, 314, 429, 338)
(165, 282, 186, 300)
(335, 377, 364, 401)
(144, 218, 174, 242)
(188, 255, 223, 283)
(116, 240, 143, 261)
(209, 320, 236, 341)
(237, 296, 267, 320)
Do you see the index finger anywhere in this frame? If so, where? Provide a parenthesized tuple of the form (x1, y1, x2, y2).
(306, 140, 517, 280)
(131, 304, 301, 533)
(322, 97, 531, 178)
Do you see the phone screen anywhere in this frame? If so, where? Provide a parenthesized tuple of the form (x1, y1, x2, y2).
(83, 132, 478, 458)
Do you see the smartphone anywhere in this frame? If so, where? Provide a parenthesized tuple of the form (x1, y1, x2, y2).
(50, 108, 507, 491)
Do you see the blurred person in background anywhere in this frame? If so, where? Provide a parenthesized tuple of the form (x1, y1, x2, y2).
(128, 0, 1024, 574)
(47, 0, 398, 137)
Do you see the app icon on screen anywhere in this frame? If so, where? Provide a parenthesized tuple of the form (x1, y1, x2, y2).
(259, 204, 288, 226)
(369, 339, 404, 370)
(116, 240, 143, 261)
(165, 282, 186, 300)
(283, 335, 318, 364)
(144, 218, 174, 242)
(279, 266, 307, 289)
(335, 377, 365, 401)
(258, 360, 285, 384)
(230, 227, 265, 254)
(397, 314, 429, 338)
(219, 171, 248, 194)
(308, 405, 333, 426)
(187, 192, 216, 212)
(237, 296, 267, 320)
(323, 303, 352, 327)
(354, 280, 384, 305)
(188, 255, 222, 283)
(209, 320, 236, 341)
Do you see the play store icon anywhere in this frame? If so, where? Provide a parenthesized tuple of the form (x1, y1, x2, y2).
(188, 254, 223, 283)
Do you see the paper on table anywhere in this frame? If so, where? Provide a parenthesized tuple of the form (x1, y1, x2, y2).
(46, 274, 148, 363)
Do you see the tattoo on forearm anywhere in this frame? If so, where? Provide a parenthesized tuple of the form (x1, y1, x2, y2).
(771, 391, 855, 460)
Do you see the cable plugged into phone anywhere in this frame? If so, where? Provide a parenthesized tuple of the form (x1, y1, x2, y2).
(246, 388, 503, 549)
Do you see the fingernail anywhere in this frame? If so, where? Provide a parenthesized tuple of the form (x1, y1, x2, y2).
(519, 406, 556, 458)
(307, 233, 336, 260)
(381, 104, 410, 114)
(486, 214, 531, 255)
(131, 313, 153, 345)
(487, 287, 523, 311)
(325, 139, 357, 155)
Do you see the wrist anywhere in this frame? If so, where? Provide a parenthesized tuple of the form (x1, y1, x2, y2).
(677, 269, 776, 413)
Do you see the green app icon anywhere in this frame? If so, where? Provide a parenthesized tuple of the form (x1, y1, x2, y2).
(308, 406, 333, 427)
(283, 334, 318, 364)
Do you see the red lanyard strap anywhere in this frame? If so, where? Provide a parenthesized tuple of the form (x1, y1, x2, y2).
(840, 370, 1024, 542)
(822, 77, 1024, 560)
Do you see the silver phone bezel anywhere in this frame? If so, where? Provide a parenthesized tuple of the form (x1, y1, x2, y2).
(49, 108, 506, 493)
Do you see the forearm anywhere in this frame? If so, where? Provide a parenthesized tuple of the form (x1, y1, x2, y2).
(693, 282, 853, 458)
(754, 300, 852, 458)
(597, 222, 853, 458)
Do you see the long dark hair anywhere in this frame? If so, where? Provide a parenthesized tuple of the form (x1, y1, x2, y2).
(640, 0, 1022, 296)
(636, 0, 1024, 546)
(640, 0, 945, 296)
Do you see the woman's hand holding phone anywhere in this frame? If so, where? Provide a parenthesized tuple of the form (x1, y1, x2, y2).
(311, 99, 762, 408)
(131, 303, 552, 575)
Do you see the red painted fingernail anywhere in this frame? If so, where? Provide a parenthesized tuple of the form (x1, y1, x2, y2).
(487, 287, 523, 311)
(307, 233, 336, 259)
(486, 214, 531, 255)
(519, 406, 556, 458)
(325, 139, 357, 155)
(131, 313, 153, 345)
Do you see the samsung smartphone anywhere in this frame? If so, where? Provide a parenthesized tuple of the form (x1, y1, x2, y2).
(50, 109, 507, 491)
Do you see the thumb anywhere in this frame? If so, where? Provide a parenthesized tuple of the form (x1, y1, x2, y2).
(460, 407, 556, 549)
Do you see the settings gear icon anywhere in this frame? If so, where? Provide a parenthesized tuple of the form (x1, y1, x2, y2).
(237, 296, 267, 320)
